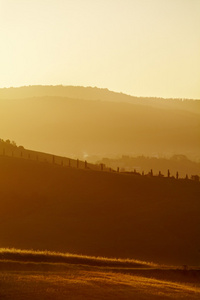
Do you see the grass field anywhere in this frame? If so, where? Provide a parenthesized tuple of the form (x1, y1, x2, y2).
(0, 248, 200, 300)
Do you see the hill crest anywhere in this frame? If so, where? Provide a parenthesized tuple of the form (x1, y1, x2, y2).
(0, 85, 199, 114)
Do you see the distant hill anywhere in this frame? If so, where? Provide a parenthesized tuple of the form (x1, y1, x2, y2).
(0, 86, 200, 161)
(98, 155, 200, 178)
(0, 85, 200, 114)
(0, 155, 200, 266)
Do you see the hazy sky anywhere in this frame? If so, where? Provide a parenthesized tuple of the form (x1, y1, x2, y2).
(0, 0, 200, 99)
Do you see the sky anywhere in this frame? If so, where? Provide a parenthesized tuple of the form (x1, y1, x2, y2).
(0, 0, 200, 99)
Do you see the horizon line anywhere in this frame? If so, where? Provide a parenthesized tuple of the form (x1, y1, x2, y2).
(0, 84, 199, 101)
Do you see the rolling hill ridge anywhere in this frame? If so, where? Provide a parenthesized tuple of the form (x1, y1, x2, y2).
(0, 86, 200, 161)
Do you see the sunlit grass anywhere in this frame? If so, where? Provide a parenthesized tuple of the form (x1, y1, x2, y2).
(0, 247, 157, 268)
(1, 268, 200, 300)
(1, 248, 200, 299)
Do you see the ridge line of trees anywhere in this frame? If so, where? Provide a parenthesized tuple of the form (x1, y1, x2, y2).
(0, 139, 199, 181)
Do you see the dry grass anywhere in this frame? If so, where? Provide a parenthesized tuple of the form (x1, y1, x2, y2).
(0, 248, 156, 268)
(0, 248, 200, 300)
(1, 266, 200, 300)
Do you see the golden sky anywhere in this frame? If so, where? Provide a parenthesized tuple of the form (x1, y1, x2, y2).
(0, 0, 200, 99)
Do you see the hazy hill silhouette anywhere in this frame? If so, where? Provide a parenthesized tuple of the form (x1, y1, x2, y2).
(0, 155, 199, 266)
(0, 89, 200, 160)
(0, 85, 200, 114)
(98, 155, 200, 178)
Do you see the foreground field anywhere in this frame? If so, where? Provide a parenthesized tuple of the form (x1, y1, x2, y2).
(0, 249, 200, 300)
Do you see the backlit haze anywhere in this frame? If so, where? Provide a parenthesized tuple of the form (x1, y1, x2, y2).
(1, 2, 200, 297)
(0, 0, 200, 99)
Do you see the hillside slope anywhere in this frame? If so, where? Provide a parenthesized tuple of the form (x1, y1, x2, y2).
(0, 155, 200, 266)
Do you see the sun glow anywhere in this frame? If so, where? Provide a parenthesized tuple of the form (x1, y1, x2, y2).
(0, 0, 200, 99)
